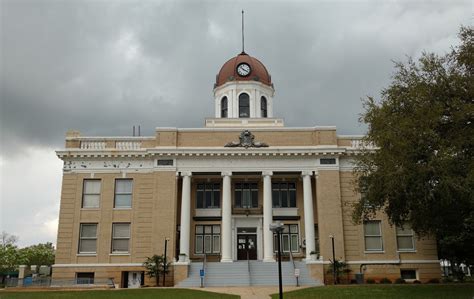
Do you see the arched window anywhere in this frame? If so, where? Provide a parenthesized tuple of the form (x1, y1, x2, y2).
(221, 97, 228, 118)
(261, 96, 268, 118)
(239, 93, 250, 118)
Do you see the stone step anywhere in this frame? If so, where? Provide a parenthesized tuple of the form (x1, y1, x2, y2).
(176, 261, 322, 287)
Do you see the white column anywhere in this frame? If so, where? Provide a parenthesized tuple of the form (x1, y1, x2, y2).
(302, 171, 316, 261)
(263, 171, 275, 262)
(179, 171, 192, 262)
(221, 171, 233, 262)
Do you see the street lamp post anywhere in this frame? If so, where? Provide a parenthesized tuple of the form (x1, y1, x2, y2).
(329, 235, 336, 285)
(270, 221, 284, 299)
(163, 237, 169, 287)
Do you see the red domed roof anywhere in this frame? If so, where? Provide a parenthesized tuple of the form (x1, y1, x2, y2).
(215, 52, 272, 88)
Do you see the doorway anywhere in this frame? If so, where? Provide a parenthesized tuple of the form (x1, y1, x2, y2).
(237, 234, 257, 260)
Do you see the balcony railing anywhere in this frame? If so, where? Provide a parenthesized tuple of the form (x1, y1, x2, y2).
(78, 140, 142, 150)
(351, 139, 375, 149)
(80, 141, 106, 150)
(116, 141, 142, 150)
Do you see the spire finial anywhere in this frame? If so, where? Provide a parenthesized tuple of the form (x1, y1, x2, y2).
(241, 10, 245, 54)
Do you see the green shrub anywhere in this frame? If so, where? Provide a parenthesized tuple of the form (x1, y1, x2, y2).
(366, 278, 376, 284)
(395, 278, 406, 284)
(379, 277, 392, 284)
(428, 278, 440, 284)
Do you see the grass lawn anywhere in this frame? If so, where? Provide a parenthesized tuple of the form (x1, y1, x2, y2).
(0, 288, 239, 299)
(271, 284, 474, 299)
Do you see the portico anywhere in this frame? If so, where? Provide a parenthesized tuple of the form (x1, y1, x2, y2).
(178, 164, 318, 263)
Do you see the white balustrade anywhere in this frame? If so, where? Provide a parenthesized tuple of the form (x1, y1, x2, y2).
(80, 141, 106, 150)
(116, 141, 142, 150)
(351, 139, 375, 149)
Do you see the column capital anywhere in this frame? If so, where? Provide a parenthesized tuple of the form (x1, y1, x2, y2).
(301, 170, 314, 177)
(181, 171, 192, 177)
(262, 171, 273, 177)
(221, 171, 232, 177)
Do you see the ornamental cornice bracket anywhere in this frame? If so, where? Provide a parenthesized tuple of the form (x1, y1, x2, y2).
(224, 130, 269, 148)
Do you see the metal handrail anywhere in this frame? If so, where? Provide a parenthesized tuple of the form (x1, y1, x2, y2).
(247, 250, 250, 273)
(289, 250, 299, 286)
(289, 250, 296, 269)
(247, 250, 252, 286)
(201, 253, 207, 288)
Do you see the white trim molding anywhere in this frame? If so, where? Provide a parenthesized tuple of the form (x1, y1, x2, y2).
(53, 263, 144, 268)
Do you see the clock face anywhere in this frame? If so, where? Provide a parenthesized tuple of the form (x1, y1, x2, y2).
(237, 63, 251, 77)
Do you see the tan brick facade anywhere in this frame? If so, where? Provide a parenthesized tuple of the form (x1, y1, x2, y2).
(54, 128, 440, 287)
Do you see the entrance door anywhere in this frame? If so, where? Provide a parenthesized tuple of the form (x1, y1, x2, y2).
(127, 271, 142, 288)
(237, 234, 257, 260)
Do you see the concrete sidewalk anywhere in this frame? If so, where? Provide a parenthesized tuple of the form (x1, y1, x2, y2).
(189, 286, 311, 299)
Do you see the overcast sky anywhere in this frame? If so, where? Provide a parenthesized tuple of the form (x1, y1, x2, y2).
(0, 0, 471, 247)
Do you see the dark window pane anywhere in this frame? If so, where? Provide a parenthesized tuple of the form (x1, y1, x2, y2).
(281, 190, 288, 207)
(320, 158, 336, 165)
(251, 190, 258, 208)
(235, 190, 242, 208)
(197, 184, 204, 190)
(213, 191, 220, 208)
(239, 93, 250, 118)
(261, 97, 267, 118)
(289, 190, 296, 207)
(221, 97, 228, 118)
(197, 191, 204, 208)
(205, 191, 212, 208)
(272, 190, 280, 207)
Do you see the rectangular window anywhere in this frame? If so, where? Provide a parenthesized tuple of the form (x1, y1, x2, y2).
(76, 272, 94, 284)
(364, 220, 383, 251)
(396, 223, 415, 251)
(114, 179, 133, 208)
(82, 180, 101, 208)
(400, 269, 417, 280)
(79, 223, 97, 253)
(195, 225, 220, 254)
(196, 183, 220, 209)
(157, 159, 173, 166)
(272, 182, 296, 208)
(320, 158, 336, 165)
(112, 223, 130, 253)
(234, 182, 258, 208)
(273, 224, 299, 253)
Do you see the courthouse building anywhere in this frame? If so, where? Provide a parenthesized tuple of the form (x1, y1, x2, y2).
(52, 50, 441, 287)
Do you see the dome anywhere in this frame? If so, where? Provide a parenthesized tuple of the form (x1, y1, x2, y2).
(215, 52, 272, 88)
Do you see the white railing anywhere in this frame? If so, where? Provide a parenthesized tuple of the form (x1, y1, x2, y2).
(80, 141, 106, 150)
(116, 141, 142, 150)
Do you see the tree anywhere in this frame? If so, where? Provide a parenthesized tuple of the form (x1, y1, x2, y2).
(326, 259, 351, 284)
(143, 254, 170, 286)
(19, 242, 55, 274)
(0, 232, 21, 284)
(353, 26, 473, 267)
(1, 231, 19, 246)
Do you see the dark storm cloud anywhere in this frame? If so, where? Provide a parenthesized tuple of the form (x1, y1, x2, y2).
(0, 0, 470, 156)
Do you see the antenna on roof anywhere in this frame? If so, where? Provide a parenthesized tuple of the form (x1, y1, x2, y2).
(241, 10, 245, 54)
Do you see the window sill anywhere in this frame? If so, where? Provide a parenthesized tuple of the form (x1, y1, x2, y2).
(364, 251, 385, 254)
(110, 253, 130, 256)
(397, 250, 417, 253)
(81, 208, 100, 211)
(77, 253, 97, 256)
(113, 208, 132, 210)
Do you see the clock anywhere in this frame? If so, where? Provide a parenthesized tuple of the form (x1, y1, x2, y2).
(236, 63, 251, 77)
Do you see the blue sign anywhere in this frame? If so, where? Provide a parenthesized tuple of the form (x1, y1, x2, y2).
(200, 269, 205, 277)
(23, 277, 32, 286)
